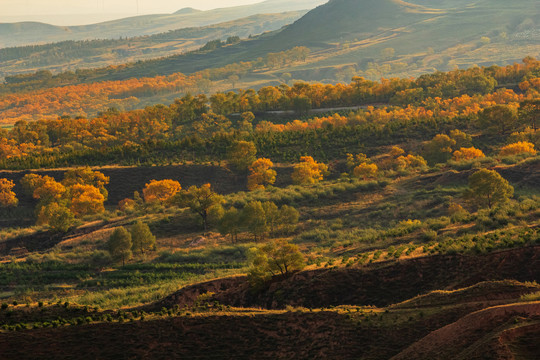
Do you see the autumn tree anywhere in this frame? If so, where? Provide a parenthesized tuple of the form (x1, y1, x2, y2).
(353, 163, 378, 180)
(452, 147, 485, 161)
(62, 167, 110, 199)
(227, 140, 257, 172)
(291, 156, 329, 185)
(20, 173, 50, 197)
(465, 169, 514, 209)
(247, 239, 305, 286)
(0, 179, 18, 207)
(177, 184, 224, 232)
(33, 177, 66, 204)
(118, 198, 136, 213)
(69, 184, 105, 217)
(499, 142, 536, 157)
(142, 179, 182, 204)
(247, 158, 277, 190)
(107, 227, 132, 266)
(130, 221, 156, 255)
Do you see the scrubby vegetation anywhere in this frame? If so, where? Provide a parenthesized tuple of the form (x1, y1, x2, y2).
(0, 51, 538, 359)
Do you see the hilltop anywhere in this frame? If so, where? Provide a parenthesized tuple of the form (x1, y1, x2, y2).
(0, 0, 327, 48)
(20, 0, 536, 86)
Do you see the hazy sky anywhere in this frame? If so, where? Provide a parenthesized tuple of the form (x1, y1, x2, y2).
(0, 0, 262, 24)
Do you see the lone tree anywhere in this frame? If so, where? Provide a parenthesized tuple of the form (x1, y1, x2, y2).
(291, 156, 328, 185)
(248, 240, 305, 286)
(142, 179, 182, 204)
(107, 227, 133, 266)
(131, 221, 156, 255)
(466, 169, 514, 209)
(178, 184, 224, 232)
(247, 158, 277, 191)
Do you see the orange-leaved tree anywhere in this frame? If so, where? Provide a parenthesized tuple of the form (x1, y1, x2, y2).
(247, 158, 277, 191)
(142, 179, 182, 204)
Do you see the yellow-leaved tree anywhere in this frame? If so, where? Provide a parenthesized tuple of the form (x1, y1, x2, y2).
(291, 156, 328, 185)
(69, 184, 106, 217)
(0, 179, 18, 207)
(499, 141, 536, 157)
(353, 163, 378, 180)
(452, 147, 485, 161)
(247, 158, 277, 190)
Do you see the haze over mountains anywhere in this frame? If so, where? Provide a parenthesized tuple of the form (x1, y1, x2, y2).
(55, 0, 536, 85)
(0, 0, 327, 48)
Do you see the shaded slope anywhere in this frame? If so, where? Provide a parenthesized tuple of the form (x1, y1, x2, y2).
(391, 302, 540, 360)
(156, 246, 540, 310)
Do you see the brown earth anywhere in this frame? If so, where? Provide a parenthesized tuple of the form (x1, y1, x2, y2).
(155, 246, 540, 310)
(391, 302, 540, 360)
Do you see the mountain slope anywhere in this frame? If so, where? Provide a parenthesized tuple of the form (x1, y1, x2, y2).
(78, 0, 538, 83)
(0, 0, 327, 48)
(0, 12, 306, 77)
(264, 0, 442, 47)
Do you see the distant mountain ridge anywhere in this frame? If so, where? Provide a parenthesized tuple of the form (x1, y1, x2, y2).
(174, 8, 203, 15)
(0, 0, 327, 48)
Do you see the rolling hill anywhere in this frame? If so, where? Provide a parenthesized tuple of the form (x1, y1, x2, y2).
(0, 0, 327, 48)
(39, 0, 537, 86)
(0, 12, 307, 77)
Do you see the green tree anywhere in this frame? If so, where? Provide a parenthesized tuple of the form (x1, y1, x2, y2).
(37, 202, 74, 233)
(218, 207, 241, 243)
(242, 201, 267, 241)
(477, 105, 518, 135)
(519, 99, 539, 131)
(130, 221, 156, 255)
(247, 240, 305, 286)
(178, 184, 224, 232)
(107, 227, 133, 266)
(262, 201, 279, 236)
(423, 134, 456, 165)
(227, 140, 257, 172)
(466, 169, 514, 209)
(278, 205, 300, 234)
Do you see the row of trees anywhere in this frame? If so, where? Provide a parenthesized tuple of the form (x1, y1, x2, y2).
(0, 72, 537, 168)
